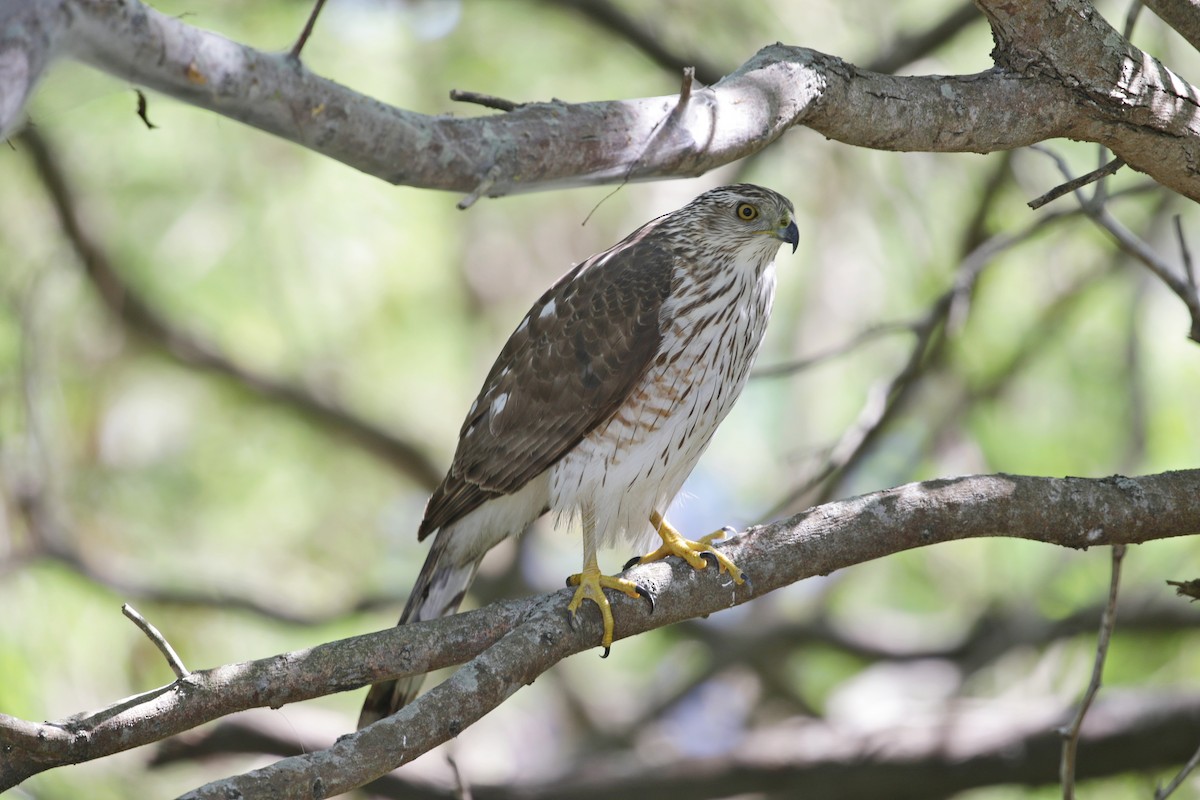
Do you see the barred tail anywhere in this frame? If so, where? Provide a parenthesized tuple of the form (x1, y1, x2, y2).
(357, 533, 482, 729)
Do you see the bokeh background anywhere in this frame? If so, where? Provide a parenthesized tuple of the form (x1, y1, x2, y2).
(3, 0, 1200, 797)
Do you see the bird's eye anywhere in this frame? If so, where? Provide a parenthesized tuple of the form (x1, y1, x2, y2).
(735, 203, 759, 221)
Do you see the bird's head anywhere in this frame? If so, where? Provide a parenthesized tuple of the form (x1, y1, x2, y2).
(681, 184, 799, 258)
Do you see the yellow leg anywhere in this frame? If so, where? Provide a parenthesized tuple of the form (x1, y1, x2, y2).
(627, 511, 746, 584)
(566, 552, 645, 657)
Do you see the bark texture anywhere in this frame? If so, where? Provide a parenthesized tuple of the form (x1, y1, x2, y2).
(2, 470, 1197, 796)
(2, 0, 1199, 199)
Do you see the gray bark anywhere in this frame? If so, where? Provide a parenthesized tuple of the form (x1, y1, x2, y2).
(2, 470, 1197, 795)
(2, 0, 1199, 200)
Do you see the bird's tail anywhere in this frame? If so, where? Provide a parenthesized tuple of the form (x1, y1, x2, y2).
(357, 533, 482, 729)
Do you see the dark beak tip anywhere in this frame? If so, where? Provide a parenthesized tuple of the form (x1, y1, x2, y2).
(784, 220, 800, 254)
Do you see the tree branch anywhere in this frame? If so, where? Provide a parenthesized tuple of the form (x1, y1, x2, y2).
(150, 690, 1200, 800)
(4, 0, 1199, 199)
(1033, 144, 1200, 342)
(1059, 545, 1126, 799)
(2, 470, 1198, 795)
(978, 0, 1200, 201)
(0, 599, 529, 789)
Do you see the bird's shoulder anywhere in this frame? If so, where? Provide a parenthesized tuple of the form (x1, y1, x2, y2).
(418, 220, 680, 538)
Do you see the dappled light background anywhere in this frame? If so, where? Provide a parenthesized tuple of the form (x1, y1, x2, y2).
(3, 0, 1200, 798)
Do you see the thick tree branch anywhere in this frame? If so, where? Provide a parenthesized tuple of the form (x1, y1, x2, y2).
(2, 470, 1197, 795)
(434, 691, 1200, 800)
(4, 0, 1199, 199)
(978, 0, 1200, 201)
(150, 691, 1200, 800)
(0, 600, 528, 789)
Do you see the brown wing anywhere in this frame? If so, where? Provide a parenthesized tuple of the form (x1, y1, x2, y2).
(418, 219, 676, 539)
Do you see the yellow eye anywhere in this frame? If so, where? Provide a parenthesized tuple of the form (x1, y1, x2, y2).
(735, 202, 759, 221)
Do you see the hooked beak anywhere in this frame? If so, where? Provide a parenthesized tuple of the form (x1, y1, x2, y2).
(777, 219, 799, 253)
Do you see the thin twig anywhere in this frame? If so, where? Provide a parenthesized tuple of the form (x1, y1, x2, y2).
(134, 90, 157, 129)
(1155, 738, 1200, 799)
(678, 66, 695, 105)
(1059, 545, 1126, 800)
(1175, 214, 1195, 291)
(760, 222, 1043, 519)
(1028, 157, 1125, 210)
(122, 603, 190, 679)
(1034, 145, 1200, 343)
(449, 89, 520, 112)
(446, 753, 474, 800)
(1092, 205, 1200, 342)
(581, 63, 700, 225)
(457, 164, 503, 209)
(1122, 0, 1144, 41)
(753, 321, 917, 379)
(865, 1, 981, 74)
(551, 0, 724, 86)
(289, 0, 328, 61)
(1167, 579, 1200, 602)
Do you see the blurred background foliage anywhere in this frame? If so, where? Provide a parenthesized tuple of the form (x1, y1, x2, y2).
(3, 0, 1200, 798)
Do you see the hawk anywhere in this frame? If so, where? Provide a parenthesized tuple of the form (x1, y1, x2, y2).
(359, 184, 798, 728)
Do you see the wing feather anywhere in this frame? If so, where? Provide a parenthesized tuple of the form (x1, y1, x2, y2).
(418, 220, 675, 539)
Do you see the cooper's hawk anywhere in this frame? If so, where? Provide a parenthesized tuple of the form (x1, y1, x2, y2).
(359, 184, 797, 728)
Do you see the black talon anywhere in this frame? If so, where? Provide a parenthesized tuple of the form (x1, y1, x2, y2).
(600, 645, 611, 659)
(699, 550, 720, 569)
(635, 584, 656, 614)
(623, 555, 642, 571)
(741, 573, 754, 593)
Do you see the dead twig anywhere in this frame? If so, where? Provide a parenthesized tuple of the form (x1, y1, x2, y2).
(289, 0, 329, 61)
(1028, 157, 1125, 210)
(449, 89, 520, 112)
(581, 64, 701, 225)
(123, 603, 190, 679)
(1176, 214, 1196, 295)
(753, 321, 918, 379)
(1033, 146, 1200, 343)
(446, 753, 473, 800)
(551, 0, 724, 86)
(134, 89, 157, 129)
(1059, 545, 1126, 799)
(1155, 738, 1200, 799)
(678, 66, 695, 105)
(457, 164, 503, 210)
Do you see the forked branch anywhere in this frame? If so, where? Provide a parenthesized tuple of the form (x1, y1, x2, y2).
(2, 470, 1198, 796)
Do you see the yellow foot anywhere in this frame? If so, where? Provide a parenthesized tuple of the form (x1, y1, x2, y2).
(625, 513, 747, 585)
(566, 558, 650, 657)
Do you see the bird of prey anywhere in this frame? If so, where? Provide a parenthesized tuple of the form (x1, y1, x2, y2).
(359, 183, 798, 728)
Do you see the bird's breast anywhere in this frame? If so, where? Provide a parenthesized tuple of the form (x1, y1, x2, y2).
(549, 261, 776, 544)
